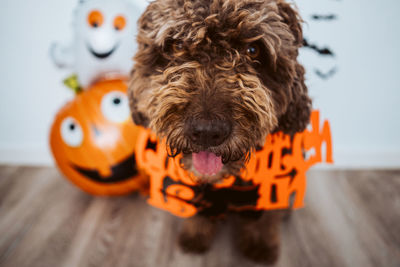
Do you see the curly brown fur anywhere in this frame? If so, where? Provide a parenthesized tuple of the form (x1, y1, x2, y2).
(129, 0, 311, 263)
(129, 0, 311, 164)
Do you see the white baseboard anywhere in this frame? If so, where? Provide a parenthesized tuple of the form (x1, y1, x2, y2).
(315, 148, 400, 169)
(0, 147, 399, 169)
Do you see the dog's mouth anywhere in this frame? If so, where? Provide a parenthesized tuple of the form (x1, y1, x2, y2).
(87, 42, 119, 59)
(192, 151, 223, 177)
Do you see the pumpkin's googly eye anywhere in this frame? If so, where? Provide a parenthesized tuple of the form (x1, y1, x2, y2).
(60, 117, 83, 147)
(101, 91, 130, 123)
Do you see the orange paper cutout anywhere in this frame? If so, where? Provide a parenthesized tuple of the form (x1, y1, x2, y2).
(135, 110, 333, 218)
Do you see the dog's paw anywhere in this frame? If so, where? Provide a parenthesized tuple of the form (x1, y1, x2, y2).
(282, 208, 293, 222)
(237, 234, 280, 264)
(178, 230, 213, 253)
(178, 216, 216, 253)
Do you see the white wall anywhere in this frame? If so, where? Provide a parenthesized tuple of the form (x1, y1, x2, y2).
(297, 0, 400, 167)
(0, 0, 399, 168)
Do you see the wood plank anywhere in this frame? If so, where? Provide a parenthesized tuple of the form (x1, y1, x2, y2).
(0, 167, 398, 267)
(0, 167, 93, 267)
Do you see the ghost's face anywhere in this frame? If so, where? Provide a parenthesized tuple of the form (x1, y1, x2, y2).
(74, 0, 140, 87)
(82, 6, 129, 60)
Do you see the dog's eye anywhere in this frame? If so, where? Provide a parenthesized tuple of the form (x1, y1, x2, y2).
(246, 43, 260, 59)
(172, 41, 185, 53)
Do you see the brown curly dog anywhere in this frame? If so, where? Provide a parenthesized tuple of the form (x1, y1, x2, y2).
(129, 0, 311, 263)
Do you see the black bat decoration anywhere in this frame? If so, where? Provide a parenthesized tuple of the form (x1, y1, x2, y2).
(303, 38, 335, 57)
(315, 67, 337, 80)
(311, 14, 338, 21)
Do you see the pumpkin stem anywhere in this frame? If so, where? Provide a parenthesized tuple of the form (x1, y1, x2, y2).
(63, 74, 83, 94)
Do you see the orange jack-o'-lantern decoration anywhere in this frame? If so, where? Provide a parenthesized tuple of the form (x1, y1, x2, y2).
(50, 79, 148, 195)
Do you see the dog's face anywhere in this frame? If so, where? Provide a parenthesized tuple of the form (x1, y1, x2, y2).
(129, 0, 311, 183)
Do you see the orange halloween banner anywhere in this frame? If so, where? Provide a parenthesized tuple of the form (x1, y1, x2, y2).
(135, 110, 333, 218)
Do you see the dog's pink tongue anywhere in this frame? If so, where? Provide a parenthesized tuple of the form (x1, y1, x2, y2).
(192, 151, 223, 176)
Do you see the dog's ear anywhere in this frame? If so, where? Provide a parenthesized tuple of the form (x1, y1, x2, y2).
(128, 68, 151, 128)
(272, 1, 311, 135)
(276, 64, 312, 136)
(128, 2, 164, 129)
(277, 0, 303, 47)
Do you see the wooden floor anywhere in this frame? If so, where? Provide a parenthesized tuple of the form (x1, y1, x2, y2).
(0, 166, 399, 267)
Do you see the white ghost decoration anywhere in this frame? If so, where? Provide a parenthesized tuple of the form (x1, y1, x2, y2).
(50, 0, 144, 88)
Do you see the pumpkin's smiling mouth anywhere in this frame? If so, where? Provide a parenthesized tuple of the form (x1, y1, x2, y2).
(72, 153, 138, 183)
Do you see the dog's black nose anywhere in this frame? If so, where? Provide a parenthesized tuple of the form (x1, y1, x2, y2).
(186, 118, 232, 147)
